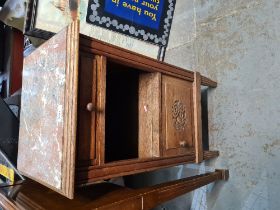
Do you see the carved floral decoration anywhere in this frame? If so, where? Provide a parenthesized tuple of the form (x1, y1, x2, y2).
(172, 100, 187, 131)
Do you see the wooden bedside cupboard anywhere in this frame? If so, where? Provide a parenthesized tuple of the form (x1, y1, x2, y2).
(18, 21, 219, 199)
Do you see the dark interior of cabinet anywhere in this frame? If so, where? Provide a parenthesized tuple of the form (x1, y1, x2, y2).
(201, 87, 209, 150)
(105, 61, 140, 162)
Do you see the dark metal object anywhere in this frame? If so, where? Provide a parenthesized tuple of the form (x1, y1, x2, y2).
(0, 150, 25, 187)
(0, 0, 6, 7)
(4, 91, 21, 117)
(0, 98, 24, 193)
(0, 97, 19, 165)
(24, 0, 54, 40)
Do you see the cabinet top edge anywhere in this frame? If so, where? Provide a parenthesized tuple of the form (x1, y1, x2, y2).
(79, 34, 216, 87)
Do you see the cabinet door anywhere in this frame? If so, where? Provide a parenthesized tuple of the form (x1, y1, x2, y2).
(76, 55, 97, 166)
(76, 55, 106, 166)
(162, 76, 194, 157)
(17, 21, 79, 199)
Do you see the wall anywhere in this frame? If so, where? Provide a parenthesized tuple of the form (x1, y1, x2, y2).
(164, 0, 280, 209)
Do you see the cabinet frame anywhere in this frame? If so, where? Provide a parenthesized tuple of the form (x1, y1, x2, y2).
(76, 32, 218, 185)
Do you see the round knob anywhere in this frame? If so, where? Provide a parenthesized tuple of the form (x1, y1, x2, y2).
(179, 141, 187, 147)
(86, 103, 95, 112)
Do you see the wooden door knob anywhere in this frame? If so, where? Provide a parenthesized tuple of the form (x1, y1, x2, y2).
(86, 103, 95, 112)
(179, 141, 187, 148)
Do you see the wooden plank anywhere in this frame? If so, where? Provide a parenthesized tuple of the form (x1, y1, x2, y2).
(76, 153, 195, 184)
(11, 171, 227, 210)
(10, 29, 24, 95)
(76, 55, 97, 166)
(203, 150, 219, 160)
(98, 171, 228, 210)
(15, 181, 135, 210)
(76, 150, 220, 185)
(141, 170, 228, 210)
(201, 76, 217, 88)
(193, 72, 203, 163)
(90, 58, 97, 161)
(100, 197, 143, 210)
(0, 170, 228, 210)
(139, 73, 161, 158)
(215, 169, 230, 181)
(80, 36, 194, 79)
(0, 191, 20, 210)
(96, 55, 107, 165)
(17, 21, 79, 199)
(62, 20, 79, 199)
(80, 36, 217, 87)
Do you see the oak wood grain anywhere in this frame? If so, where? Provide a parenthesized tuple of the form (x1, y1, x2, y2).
(75, 150, 219, 186)
(62, 19, 79, 199)
(79, 36, 217, 87)
(161, 75, 194, 157)
(0, 191, 20, 210)
(76, 54, 97, 165)
(96, 55, 107, 165)
(139, 73, 161, 158)
(0, 170, 228, 210)
(193, 72, 203, 163)
(203, 150, 219, 159)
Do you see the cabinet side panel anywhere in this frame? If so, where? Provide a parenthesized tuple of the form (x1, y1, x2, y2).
(18, 21, 79, 199)
(62, 20, 79, 198)
(17, 29, 67, 190)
